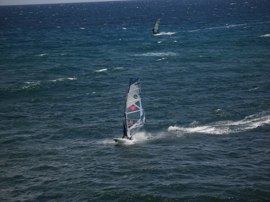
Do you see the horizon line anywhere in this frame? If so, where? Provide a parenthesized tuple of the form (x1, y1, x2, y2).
(0, 0, 129, 6)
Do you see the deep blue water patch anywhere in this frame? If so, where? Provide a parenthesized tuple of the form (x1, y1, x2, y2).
(0, 0, 270, 201)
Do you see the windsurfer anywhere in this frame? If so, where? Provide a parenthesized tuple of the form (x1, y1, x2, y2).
(122, 121, 127, 138)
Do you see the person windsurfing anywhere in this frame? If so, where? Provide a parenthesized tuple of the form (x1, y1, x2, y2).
(122, 120, 129, 139)
(152, 19, 160, 35)
(113, 78, 145, 143)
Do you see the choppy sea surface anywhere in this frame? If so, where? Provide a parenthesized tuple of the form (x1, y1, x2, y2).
(1, 0, 270, 201)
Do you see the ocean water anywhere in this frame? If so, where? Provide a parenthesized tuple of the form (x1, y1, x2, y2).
(1, 0, 270, 201)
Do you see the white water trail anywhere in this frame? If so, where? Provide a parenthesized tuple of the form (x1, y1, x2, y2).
(100, 131, 153, 146)
(131, 132, 152, 143)
(168, 112, 270, 135)
(154, 32, 176, 36)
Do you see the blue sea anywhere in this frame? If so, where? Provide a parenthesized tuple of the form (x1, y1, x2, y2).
(1, 0, 270, 201)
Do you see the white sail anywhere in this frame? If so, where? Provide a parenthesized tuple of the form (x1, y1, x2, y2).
(124, 78, 145, 139)
(153, 19, 160, 34)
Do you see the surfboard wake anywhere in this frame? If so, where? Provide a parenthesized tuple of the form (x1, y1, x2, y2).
(168, 112, 270, 135)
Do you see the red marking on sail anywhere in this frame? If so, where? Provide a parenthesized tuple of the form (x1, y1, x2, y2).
(128, 104, 138, 111)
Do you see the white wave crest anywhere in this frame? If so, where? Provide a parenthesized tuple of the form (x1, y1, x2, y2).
(168, 112, 270, 135)
(154, 32, 176, 36)
(50, 77, 77, 82)
(156, 57, 166, 61)
(36, 53, 47, 57)
(67, 77, 77, 81)
(23, 77, 76, 89)
(248, 86, 259, 91)
(260, 34, 270, 38)
(135, 52, 177, 57)
(95, 68, 108, 73)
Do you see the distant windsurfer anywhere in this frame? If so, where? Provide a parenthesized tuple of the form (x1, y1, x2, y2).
(152, 19, 160, 35)
(152, 28, 158, 35)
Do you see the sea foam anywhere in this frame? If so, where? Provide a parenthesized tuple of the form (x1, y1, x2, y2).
(100, 131, 152, 146)
(168, 112, 270, 135)
(50, 77, 77, 82)
(135, 52, 177, 57)
(22, 77, 76, 89)
(22, 81, 41, 89)
(154, 32, 176, 36)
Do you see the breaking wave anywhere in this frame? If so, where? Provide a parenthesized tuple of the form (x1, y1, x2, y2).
(168, 112, 270, 135)
(135, 52, 177, 57)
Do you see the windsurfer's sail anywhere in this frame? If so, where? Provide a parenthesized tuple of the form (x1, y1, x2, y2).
(123, 78, 145, 139)
(152, 19, 160, 35)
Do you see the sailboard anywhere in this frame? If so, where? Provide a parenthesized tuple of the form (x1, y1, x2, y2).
(114, 78, 145, 143)
(152, 19, 160, 35)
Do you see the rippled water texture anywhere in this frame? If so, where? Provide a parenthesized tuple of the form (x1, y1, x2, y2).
(0, 0, 270, 201)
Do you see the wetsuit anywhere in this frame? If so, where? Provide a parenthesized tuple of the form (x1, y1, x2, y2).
(122, 121, 128, 139)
